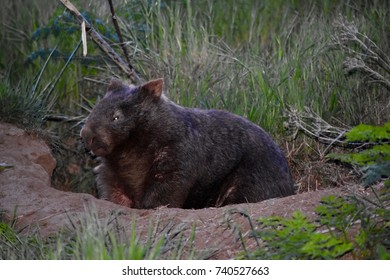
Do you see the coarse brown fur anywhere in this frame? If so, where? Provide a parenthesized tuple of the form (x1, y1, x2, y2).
(80, 78, 295, 209)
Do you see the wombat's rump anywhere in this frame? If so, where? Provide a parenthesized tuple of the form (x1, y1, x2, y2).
(80, 78, 295, 209)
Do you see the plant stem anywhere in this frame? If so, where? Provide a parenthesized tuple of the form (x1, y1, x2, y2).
(107, 0, 133, 74)
(59, 0, 141, 84)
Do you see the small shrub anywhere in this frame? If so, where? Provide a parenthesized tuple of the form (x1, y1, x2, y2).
(239, 209, 353, 260)
(240, 192, 390, 260)
(327, 123, 390, 186)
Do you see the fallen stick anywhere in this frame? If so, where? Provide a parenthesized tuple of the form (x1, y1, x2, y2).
(60, 0, 141, 84)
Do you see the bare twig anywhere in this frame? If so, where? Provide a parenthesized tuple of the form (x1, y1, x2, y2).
(59, 0, 141, 84)
(44, 114, 84, 123)
(286, 106, 349, 147)
(107, 0, 133, 72)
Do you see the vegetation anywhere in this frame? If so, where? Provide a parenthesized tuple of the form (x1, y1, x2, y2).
(0, 209, 202, 260)
(239, 191, 390, 260)
(327, 123, 390, 186)
(2, 0, 388, 131)
(0, 78, 52, 130)
(2, 188, 388, 260)
(0, 0, 388, 259)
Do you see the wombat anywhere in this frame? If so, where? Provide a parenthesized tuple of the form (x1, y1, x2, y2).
(80, 78, 294, 209)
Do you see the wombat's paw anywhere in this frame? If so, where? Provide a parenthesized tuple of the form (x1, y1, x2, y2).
(110, 192, 133, 208)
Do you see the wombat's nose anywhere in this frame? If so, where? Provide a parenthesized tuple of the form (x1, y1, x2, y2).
(80, 126, 94, 148)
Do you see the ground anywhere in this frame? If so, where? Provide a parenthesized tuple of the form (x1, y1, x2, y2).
(0, 122, 347, 259)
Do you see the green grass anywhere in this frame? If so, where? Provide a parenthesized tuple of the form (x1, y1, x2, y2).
(113, 0, 389, 135)
(1, 0, 388, 133)
(0, 0, 57, 79)
(0, 77, 51, 130)
(0, 208, 206, 260)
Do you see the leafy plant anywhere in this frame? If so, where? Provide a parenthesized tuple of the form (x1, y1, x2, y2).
(239, 210, 353, 260)
(327, 123, 390, 186)
(345, 123, 390, 143)
(239, 193, 390, 260)
(28, 9, 117, 67)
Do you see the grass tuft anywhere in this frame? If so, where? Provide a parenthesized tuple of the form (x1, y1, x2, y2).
(0, 78, 50, 130)
(0, 206, 209, 260)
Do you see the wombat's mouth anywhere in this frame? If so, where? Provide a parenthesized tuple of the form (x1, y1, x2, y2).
(84, 140, 111, 157)
(87, 143, 111, 157)
(91, 147, 109, 157)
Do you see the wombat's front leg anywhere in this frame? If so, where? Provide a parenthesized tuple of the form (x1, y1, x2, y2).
(141, 179, 190, 208)
(95, 163, 134, 208)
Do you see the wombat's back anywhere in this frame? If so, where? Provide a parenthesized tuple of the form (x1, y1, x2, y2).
(174, 108, 295, 208)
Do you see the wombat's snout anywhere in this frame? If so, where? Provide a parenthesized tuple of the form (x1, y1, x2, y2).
(80, 125, 110, 156)
(80, 125, 94, 149)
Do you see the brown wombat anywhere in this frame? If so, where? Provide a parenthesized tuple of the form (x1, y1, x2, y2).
(80, 78, 294, 209)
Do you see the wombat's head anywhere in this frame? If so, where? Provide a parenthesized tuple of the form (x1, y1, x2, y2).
(80, 78, 164, 156)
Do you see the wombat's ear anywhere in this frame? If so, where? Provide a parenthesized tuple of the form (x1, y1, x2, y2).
(141, 78, 163, 98)
(107, 78, 126, 92)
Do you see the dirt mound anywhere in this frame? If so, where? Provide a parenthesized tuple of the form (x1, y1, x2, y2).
(0, 122, 343, 259)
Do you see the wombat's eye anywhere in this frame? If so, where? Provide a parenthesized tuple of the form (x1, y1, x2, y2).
(112, 109, 123, 121)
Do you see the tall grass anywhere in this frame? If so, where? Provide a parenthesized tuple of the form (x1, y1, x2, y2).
(112, 0, 389, 135)
(0, 0, 57, 79)
(2, 0, 387, 133)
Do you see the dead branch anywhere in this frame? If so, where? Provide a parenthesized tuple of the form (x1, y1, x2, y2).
(286, 106, 349, 147)
(332, 17, 390, 91)
(44, 114, 84, 123)
(286, 107, 389, 153)
(60, 0, 141, 84)
(285, 107, 390, 154)
(107, 0, 133, 72)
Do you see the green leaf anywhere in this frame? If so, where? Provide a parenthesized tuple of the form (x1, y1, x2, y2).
(315, 196, 359, 231)
(301, 234, 353, 259)
(326, 144, 390, 166)
(376, 245, 390, 260)
(345, 123, 390, 142)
